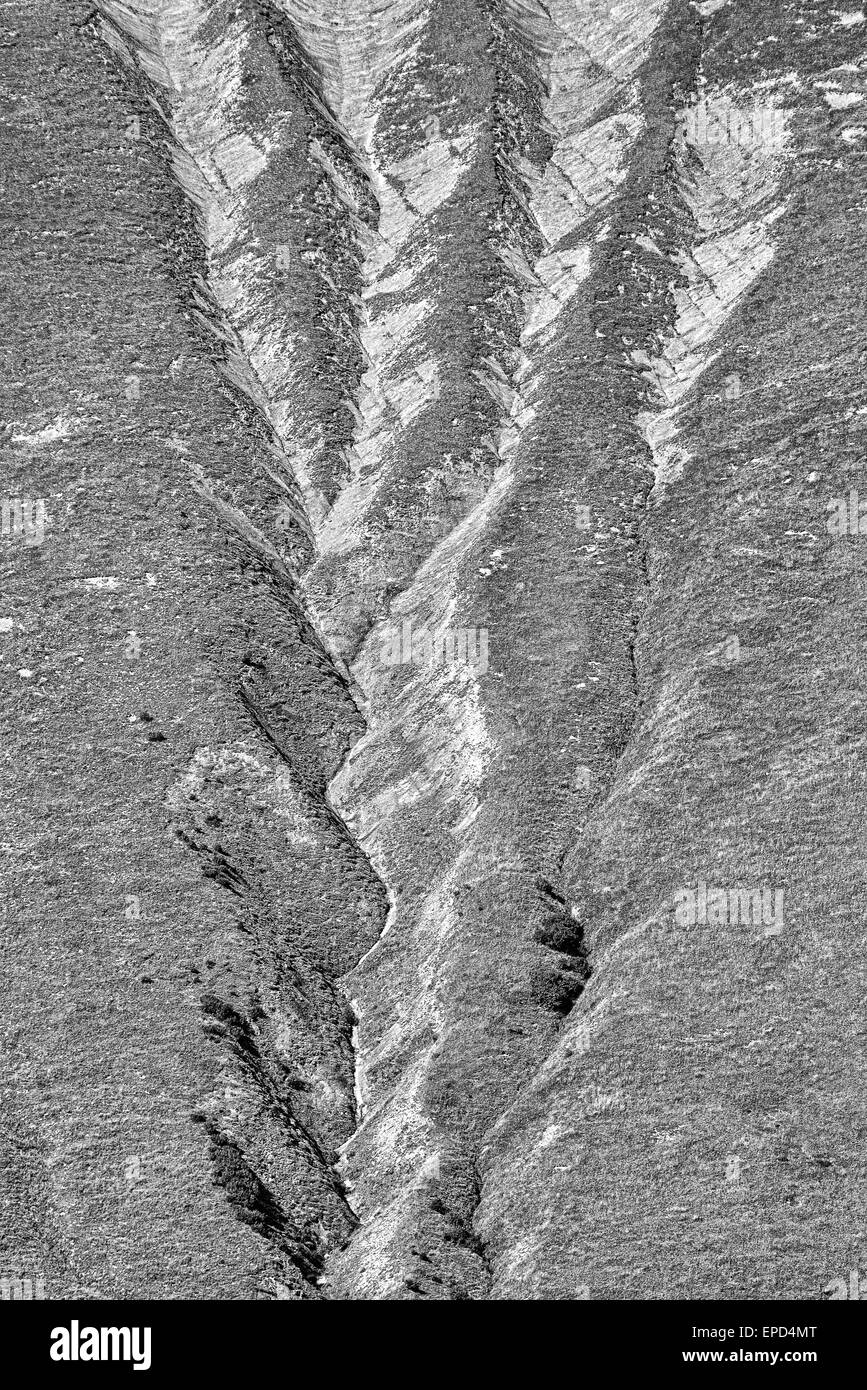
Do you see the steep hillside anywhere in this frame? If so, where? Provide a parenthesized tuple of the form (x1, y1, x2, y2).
(1, 0, 864, 1301)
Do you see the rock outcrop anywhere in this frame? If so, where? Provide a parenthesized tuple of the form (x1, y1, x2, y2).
(1, 0, 864, 1300)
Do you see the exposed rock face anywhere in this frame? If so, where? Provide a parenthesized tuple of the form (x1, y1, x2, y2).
(1, 0, 865, 1300)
